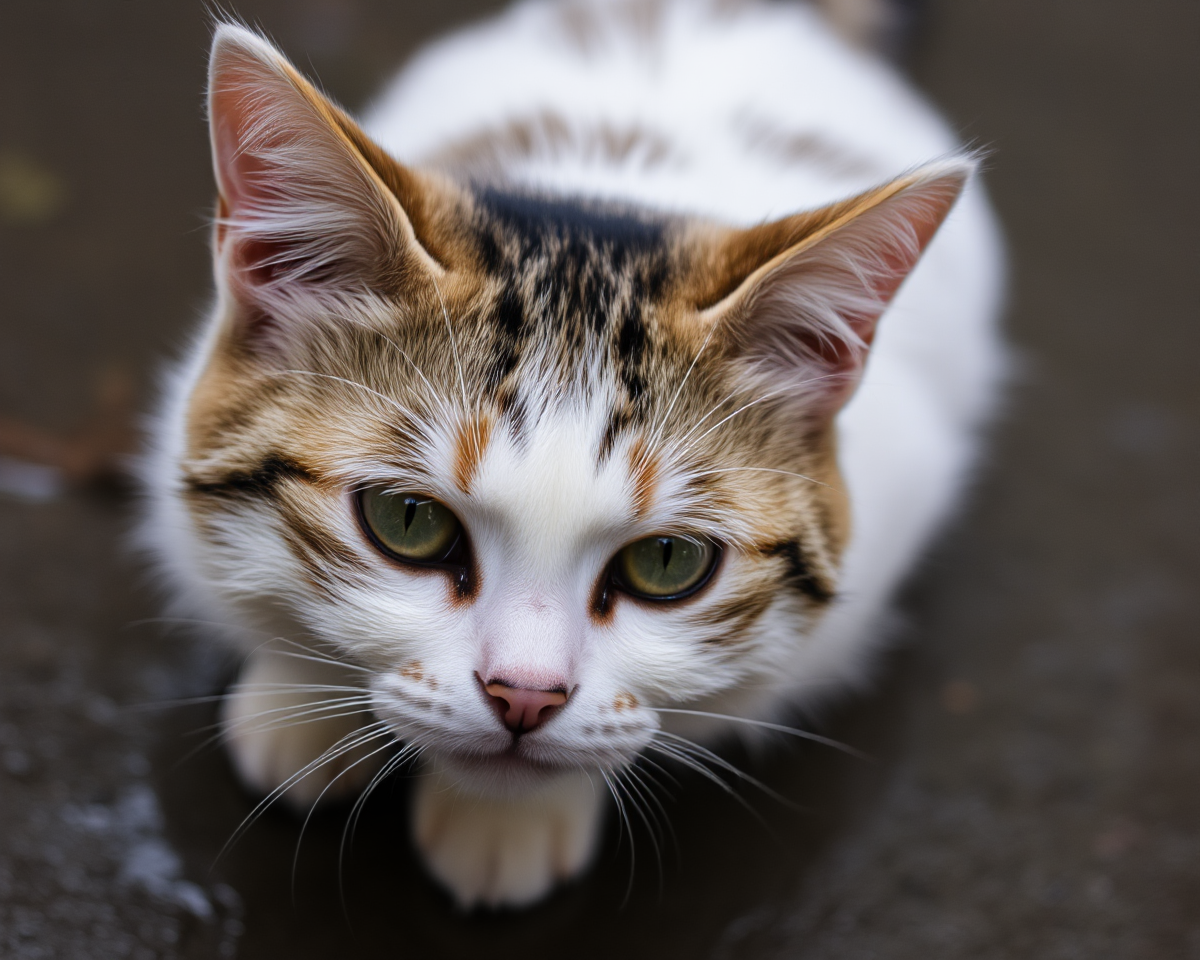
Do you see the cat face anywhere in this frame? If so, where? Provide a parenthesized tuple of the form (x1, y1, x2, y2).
(172, 28, 967, 787)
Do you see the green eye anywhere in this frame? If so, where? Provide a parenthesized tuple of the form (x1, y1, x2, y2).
(613, 535, 718, 600)
(359, 487, 462, 563)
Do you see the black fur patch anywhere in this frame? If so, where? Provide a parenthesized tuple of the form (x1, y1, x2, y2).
(614, 305, 648, 398)
(475, 189, 667, 254)
(184, 455, 312, 500)
(470, 188, 673, 407)
(488, 286, 526, 387)
(596, 405, 631, 463)
(765, 539, 836, 604)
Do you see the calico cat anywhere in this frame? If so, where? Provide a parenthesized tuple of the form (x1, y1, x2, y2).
(143, 0, 1004, 908)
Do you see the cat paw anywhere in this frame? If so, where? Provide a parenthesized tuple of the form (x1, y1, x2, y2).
(220, 653, 382, 809)
(412, 765, 604, 908)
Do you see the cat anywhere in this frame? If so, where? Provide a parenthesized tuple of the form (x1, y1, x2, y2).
(142, 0, 1004, 909)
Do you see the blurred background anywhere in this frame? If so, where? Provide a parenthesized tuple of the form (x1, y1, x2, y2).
(0, 1, 1196, 957)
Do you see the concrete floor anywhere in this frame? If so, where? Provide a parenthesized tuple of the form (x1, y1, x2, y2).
(0, 1, 1196, 957)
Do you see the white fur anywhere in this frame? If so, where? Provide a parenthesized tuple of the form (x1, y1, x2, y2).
(360, 0, 1004, 729)
(145, 0, 1004, 909)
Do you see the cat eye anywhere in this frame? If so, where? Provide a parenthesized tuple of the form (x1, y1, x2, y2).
(611, 535, 719, 601)
(358, 487, 464, 564)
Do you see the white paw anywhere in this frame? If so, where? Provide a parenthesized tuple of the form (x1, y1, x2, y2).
(412, 764, 605, 908)
(220, 651, 383, 809)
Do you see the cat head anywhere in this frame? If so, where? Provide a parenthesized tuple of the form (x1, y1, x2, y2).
(172, 25, 969, 787)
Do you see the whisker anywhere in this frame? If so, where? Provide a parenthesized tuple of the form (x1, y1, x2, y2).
(215, 720, 394, 864)
(627, 758, 683, 869)
(617, 766, 668, 890)
(648, 323, 718, 450)
(670, 372, 842, 461)
(130, 684, 370, 712)
(122, 615, 269, 636)
(648, 707, 871, 761)
(346, 740, 421, 851)
(644, 740, 742, 799)
(675, 390, 784, 458)
(668, 382, 747, 452)
(688, 466, 829, 488)
(643, 741, 771, 829)
(216, 699, 377, 736)
(268, 648, 373, 674)
(598, 768, 626, 851)
(291, 734, 398, 904)
(430, 275, 469, 409)
(274, 369, 423, 423)
(174, 698, 376, 771)
(233, 634, 372, 676)
(600, 767, 638, 906)
(208, 691, 373, 724)
(337, 741, 424, 921)
(614, 767, 663, 894)
(652, 731, 798, 811)
(338, 316, 452, 416)
(635, 752, 681, 794)
(627, 760, 676, 827)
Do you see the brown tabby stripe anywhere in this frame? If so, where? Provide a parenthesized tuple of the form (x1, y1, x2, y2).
(182, 454, 313, 500)
(277, 498, 371, 593)
(694, 587, 777, 640)
(761, 539, 837, 604)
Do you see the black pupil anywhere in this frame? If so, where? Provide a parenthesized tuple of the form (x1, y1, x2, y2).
(403, 497, 418, 532)
(659, 537, 673, 570)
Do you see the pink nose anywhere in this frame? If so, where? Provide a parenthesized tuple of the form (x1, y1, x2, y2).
(483, 681, 569, 734)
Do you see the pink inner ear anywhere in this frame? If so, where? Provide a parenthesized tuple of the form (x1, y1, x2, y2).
(734, 169, 969, 417)
(864, 189, 959, 319)
(211, 80, 274, 218)
(208, 53, 326, 284)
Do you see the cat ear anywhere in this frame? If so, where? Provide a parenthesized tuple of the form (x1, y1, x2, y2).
(207, 24, 441, 333)
(692, 161, 972, 420)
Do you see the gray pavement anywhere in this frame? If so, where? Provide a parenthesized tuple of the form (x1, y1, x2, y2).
(0, 2, 1196, 957)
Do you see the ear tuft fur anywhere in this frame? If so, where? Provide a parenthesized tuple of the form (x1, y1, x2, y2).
(700, 158, 973, 419)
(206, 23, 437, 349)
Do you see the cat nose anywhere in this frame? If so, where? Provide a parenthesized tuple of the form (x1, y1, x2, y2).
(483, 680, 569, 734)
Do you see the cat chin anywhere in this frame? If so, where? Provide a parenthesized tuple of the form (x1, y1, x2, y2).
(432, 750, 601, 798)
(436, 748, 585, 796)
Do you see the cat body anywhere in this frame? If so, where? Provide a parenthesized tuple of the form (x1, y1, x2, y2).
(144, 0, 1003, 908)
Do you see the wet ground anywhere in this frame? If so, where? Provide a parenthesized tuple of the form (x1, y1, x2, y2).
(1, 1, 1196, 957)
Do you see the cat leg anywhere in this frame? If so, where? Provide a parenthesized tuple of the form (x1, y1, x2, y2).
(220, 647, 383, 809)
(412, 759, 605, 908)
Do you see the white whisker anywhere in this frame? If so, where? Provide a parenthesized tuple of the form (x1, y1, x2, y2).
(675, 390, 783, 458)
(649, 707, 871, 761)
(173, 696, 376, 769)
(689, 466, 829, 488)
(648, 322, 718, 450)
(292, 733, 399, 900)
(643, 741, 770, 828)
(133, 683, 370, 712)
(218, 699, 376, 736)
(619, 765, 670, 886)
(338, 315, 453, 416)
(217, 720, 395, 862)
(338, 740, 425, 916)
(274, 369, 422, 423)
(652, 731, 798, 811)
(430, 275, 469, 409)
